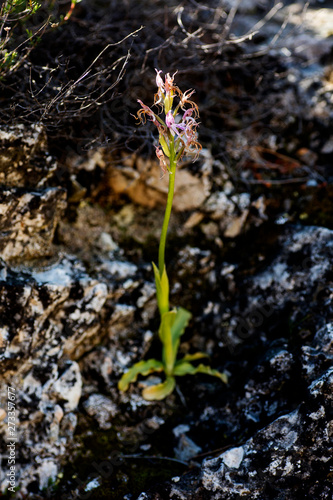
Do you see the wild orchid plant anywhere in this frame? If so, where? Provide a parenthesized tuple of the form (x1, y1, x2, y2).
(118, 70, 227, 400)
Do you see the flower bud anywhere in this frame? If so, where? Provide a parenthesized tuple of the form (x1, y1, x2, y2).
(165, 111, 175, 128)
(159, 134, 170, 157)
(155, 69, 164, 91)
(164, 94, 173, 114)
(155, 146, 168, 174)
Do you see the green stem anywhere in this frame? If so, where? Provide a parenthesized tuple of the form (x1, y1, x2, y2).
(158, 140, 176, 277)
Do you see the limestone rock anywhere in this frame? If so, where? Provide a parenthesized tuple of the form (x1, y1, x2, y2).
(136, 226, 333, 500)
(0, 251, 151, 495)
(222, 225, 333, 352)
(49, 361, 82, 412)
(223, 0, 270, 13)
(199, 367, 333, 499)
(0, 187, 66, 261)
(82, 393, 119, 430)
(0, 124, 57, 188)
(0, 255, 109, 365)
(138, 341, 333, 499)
(203, 191, 251, 238)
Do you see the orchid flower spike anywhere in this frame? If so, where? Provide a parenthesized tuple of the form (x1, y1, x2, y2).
(118, 69, 227, 402)
(136, 69, 202, 174)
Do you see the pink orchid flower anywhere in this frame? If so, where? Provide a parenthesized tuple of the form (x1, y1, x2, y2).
(136, 69, 202, 172)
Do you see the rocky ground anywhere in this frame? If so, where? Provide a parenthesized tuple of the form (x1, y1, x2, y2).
(0, 0, 333, 498)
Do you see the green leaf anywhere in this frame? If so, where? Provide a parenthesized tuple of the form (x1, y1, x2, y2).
(173, 361, 200, 376)
(173, 361, 228, 383)
(158, 310, 176, 344)
(118, 359, 164, 392)
(159, 307, 191, 375)
(195, 364, 228, 384)
(152, 262, 169, 316)
(177, 352, 209, 363)
(158, 310, 177, 375)
(170, 307, 192, 359)
(142, 376, 175, 401)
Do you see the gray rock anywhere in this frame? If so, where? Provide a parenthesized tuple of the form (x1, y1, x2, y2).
(203, 191, 252, 238)
(49, 361, 82, 412)
(136, 226, 333, 500)
(223, 0, 270, 13)
(0, 255, 109, 364)
(82, 393, 119, 430)
(137, 328, 333, 500)
(199, 367, 333, 499)
(222, 226, 333, 353)
(0, 251, 153, 495)
(0, 124, 57, 188)
(173, 424, 202, 462)
(0, 187, 66, 261)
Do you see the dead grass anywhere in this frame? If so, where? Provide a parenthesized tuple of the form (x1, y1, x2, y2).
(0, 1, 261, 155)
(0, 0, 323, 185)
